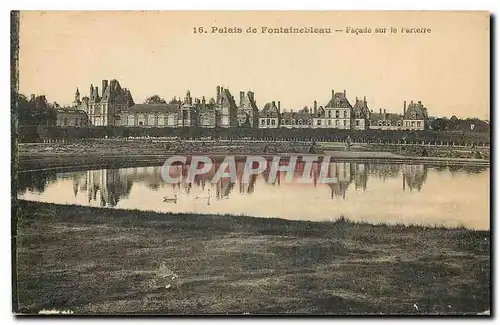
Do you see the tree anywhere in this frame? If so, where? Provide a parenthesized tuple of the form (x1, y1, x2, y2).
(17, 94, 57, 126)
(145, 95, 166, 104)
(430, 118, 448, 131)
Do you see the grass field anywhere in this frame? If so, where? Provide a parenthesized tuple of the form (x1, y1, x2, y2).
(14, 200, 490, 315)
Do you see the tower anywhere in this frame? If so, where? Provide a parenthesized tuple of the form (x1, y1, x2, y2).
(73, 87, 81, 107)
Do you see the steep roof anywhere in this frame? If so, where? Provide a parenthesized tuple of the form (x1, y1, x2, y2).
(56, 107, 88, 116)
(325, 92, 352, 108)
(260, 102, 280, 117)
(352, 98, 370, 118)
(281, 110, 312, 120)
(220, 88, 237, 108)
(370, 112, 402, 122)
(404, 101, 429, 119)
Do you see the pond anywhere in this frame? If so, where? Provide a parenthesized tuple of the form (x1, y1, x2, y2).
(18, 161, 490, 230)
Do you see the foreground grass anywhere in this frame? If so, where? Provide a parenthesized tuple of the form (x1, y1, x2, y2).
(14, 200, 490, 315)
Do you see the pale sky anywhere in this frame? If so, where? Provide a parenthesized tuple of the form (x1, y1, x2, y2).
(19, 11, 490, 119)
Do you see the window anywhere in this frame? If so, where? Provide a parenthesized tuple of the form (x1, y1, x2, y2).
(343, 120, 347, 126)
(158, 114, 165, 126)
(335, 110, 339, 118)
(328, 111, 331, 118)
(128, 115, 135, 126)
(318, 120, 322, 126)
(328, 120, 331, 126)
(344, 110, 347, 118)
(74, 118, 79, 126)
(261, 119, 265, 125)
(64, 117, 68, 126)
(147, 115, 155, 126)
(355, 120, 360, 126)
(267, 119, 270, 126)
(411, 121, 415, 127)
(417, 121, 421, 127)
(271, 119, 276, 125)
(137, 114, 145, 126)
(335, 120, 338, 126)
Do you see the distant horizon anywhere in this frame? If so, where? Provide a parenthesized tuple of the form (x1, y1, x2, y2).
(19, 11, 490, 120)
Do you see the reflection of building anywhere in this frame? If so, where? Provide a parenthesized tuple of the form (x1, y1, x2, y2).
(402, 164, 428, 192)
(67, 162, 429, 207)
(71, 169, 133, 207)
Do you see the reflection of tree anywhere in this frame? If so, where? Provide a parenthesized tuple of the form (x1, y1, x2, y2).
(353, 163, 368, 191)
(402, 164, 428, 192)
(18, 171, 58, 194)
(461, 165, 488, 174)
(368, 163, 401, 180)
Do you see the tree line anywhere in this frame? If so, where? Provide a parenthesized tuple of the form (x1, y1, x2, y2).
(16, 93, 58, 126)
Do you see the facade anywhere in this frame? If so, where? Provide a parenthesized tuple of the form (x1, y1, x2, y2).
(120, 103, 180, 127)
(67, 80, 430, 130)
(56, 108, 88, 127)
(74, 79, 135, 126)
(217, 86, 238, 127)
(369, 109, 403, 130)
(117, 86, 240, 128)
(281, 107, 313, 128)
(237, 91, 259, 128)
(324, 90, 352, 129)
(352, 96, 371, 130)
(403, 100, 428, 130)
(259, 101, 281, 128)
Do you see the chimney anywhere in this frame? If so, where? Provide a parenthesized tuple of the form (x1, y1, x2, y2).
(202, 96, 206, 104)
(216, 86, 221, 103)
(379, 109, 382, 114)
(314, 100, 317, 114)
(383, 109, 386, 114)
(95, 86, 99, 97)
(356, 96, 358, 103)
(332, 90, 335, 98)
(343, 90, 346, 97)
(272, 101, 276, 107)
(278, 101, 281, 111)
(90, 84, 94, 97)
(404, 100, 407, 114)
(364, 96, 366, 103)
(418, 101, 422, 105)
(102, 80, 108, 93)
(240, 91, 245, 107)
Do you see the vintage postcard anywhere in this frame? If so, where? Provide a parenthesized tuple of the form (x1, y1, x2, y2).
(12, 11, 490, 315)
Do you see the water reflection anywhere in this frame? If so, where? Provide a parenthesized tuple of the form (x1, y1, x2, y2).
(19, 162, 487, 205)
(18, 162, 489, 230)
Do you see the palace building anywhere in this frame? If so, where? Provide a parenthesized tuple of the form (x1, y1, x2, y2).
(69, 78, 430, 130)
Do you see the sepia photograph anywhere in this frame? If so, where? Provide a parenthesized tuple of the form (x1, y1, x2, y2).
(11, 10, 491, 315)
